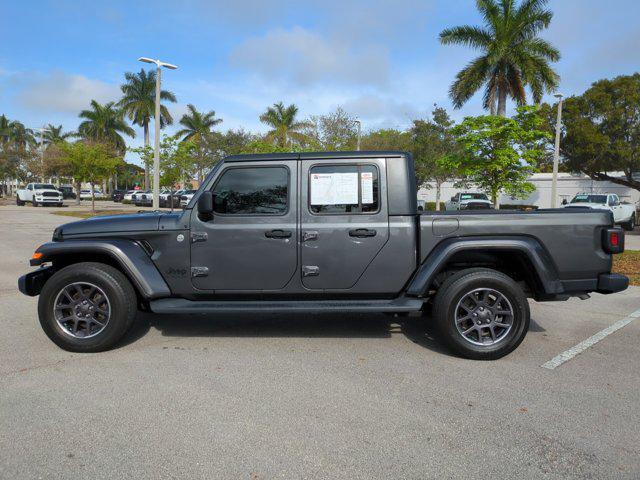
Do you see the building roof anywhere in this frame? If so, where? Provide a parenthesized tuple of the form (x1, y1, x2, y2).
(224, 150, 410, 162)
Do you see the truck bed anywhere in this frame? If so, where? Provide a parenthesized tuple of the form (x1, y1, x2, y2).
(419, 209, 613, 282)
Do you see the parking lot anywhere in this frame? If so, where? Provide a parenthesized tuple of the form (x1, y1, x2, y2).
(1, 202, 640, 479)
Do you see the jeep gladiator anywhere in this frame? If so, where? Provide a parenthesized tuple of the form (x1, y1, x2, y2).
(18, 151, 628, 359)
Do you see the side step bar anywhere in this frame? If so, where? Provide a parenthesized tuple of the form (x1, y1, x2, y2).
(149, 297, 424, 314)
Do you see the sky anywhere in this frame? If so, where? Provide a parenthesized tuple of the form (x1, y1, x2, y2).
(1, 0, 639, 161)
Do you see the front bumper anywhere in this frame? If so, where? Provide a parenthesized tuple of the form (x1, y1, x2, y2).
(35, 196, 63, 203)
(18, 266, 54, 296)
(597, 273, 629, 294)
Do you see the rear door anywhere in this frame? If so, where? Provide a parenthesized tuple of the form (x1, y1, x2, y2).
(299, 159, 389, 290)
(190, 160, 298, 291)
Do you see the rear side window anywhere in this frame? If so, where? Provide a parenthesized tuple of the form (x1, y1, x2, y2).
(212, 167, 289, 215)
(309, 164, 379, 214)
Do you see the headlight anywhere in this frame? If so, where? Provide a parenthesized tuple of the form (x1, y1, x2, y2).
(459, 203, 468, 209)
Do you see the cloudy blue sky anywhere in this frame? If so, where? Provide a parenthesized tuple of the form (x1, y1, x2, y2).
(1, 0, 639, 155)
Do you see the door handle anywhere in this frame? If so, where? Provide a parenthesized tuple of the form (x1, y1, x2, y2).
(265, 229, 292, 239)
(349, 228, 377, 238)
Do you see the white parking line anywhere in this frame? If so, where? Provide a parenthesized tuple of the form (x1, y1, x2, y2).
(541, 307, 640, 370)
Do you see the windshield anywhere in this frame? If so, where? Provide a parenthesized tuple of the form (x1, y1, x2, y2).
(571, 194, 607, 204)
(34, 184, 56, 190)
(460, 193, 488, 200)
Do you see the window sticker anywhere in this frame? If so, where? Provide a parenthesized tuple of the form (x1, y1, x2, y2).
(361, 171, 374, 204)
(310, 172, 358, 205)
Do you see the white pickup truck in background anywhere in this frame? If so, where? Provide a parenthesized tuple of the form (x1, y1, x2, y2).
(445, 192, 493, 210)
(16, 183, 63, 207)
(564, 193, 636, 230)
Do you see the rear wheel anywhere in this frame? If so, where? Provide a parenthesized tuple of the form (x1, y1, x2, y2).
(623, 213, 636, 231)
(38, 262, 137, 352)
(432, 268, 530, 360)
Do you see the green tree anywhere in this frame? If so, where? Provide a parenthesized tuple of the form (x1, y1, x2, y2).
(0, 116, 36, 192)
(78, 100, 135, 155)
(411, 106, 460, 210)
(58, 141, 123, 211)
(119, 69, 177, 189)
(360, 129, 412, 151)
(130, 135, 196, 190)
(541, 73, 640, 190)
(259, 102, 310, 148)
(43, 124, 72, 146)
(304, 107, 358, 150)
(440, 0, 560, 116)
(175, 104, 223, 182)
(440, 107, 550, 206)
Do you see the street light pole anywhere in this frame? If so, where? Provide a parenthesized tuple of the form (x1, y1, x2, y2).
(354, 119, 361, 151)
(551, 93, 564, 208)
(138, 57, 177, 209)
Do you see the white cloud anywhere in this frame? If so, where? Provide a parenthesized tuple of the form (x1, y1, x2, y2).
(14, 70, 120, 114)
(230, 26, 390, 88)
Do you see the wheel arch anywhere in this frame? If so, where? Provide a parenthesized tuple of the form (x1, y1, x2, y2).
(31, 239, 171, 300)
(407, 236, 562, 299)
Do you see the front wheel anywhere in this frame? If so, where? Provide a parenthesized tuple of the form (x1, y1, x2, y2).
(623, 213, 636, 231)
(38, 262, 137, 352)
(432, 268, 530, 360)
(16, 196, 25, 206)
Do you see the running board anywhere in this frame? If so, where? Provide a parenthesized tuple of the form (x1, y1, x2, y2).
(149, 297, 424, 314)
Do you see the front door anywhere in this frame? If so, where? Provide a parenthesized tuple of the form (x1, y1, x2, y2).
(300, 158, 389, 290)
(190, 161, 298, 291)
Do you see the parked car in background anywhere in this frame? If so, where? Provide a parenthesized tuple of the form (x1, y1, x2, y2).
(111, 190, 127, 202)
(564, 193, 636, 230)
(131, 190, 150, 205)
(79, 189, 105, 200)
(445, 192, 493, 211)
(159, 190, 182, 208)
(16, 183, 63, 207)
(123, 190, 137, 202)
(179, 189, 197, 207)
(58, 185, 76, 200)
(133, 190, 152, 207)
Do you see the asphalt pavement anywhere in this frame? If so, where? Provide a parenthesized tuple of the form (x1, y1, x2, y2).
(1, 202, 639, 479)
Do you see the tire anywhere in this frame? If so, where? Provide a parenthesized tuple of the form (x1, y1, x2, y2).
(16, 196, 25, 206)
(432, 268, 530, 360)
(623, 213, 636, 231)
(38, 262, 137, 352)
(57, 203, 63, 208)
(32, 200, 38, 207)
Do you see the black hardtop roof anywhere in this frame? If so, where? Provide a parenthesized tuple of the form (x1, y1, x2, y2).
(224, 150, 410, 163)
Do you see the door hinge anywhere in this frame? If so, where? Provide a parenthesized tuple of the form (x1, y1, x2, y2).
(191, 266, 209, 278)
(191, 232, 208, 243)
(302, 265, 320, 277)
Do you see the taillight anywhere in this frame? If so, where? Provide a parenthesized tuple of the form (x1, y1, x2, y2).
(603, 228, 624, 254)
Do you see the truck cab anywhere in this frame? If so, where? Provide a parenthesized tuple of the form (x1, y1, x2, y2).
(19, 152, 628, 359)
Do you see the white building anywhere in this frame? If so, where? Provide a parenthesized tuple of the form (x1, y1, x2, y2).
(417, 172, 640, 208)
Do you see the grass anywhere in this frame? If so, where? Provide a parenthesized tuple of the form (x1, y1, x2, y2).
(52, 210, 133, 219)
(613, 250, 640, 286)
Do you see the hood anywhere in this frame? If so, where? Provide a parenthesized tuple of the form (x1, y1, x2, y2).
(56, 212, 165, 238)
(460, 198, 491, 203)
(564, 203, 604, 209)
(35, 188, 60, 194)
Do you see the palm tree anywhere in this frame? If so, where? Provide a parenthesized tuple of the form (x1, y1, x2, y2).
(0, 115, 35, 149)
(77, 100, 135, 154)
(259, 102, 310, 147)
(118, 69, 177, 188)
(43, 124, 72, 146)
(439, 0, 560, 116)
(176, 104, 223, 143)
(176, 104, 223, 182)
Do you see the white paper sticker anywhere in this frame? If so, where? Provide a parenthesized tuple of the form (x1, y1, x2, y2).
(311, 172, 358, 205)
(361, 171, 374, 204)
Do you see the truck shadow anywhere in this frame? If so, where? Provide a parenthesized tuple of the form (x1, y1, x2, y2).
(120, 312, 545, 356)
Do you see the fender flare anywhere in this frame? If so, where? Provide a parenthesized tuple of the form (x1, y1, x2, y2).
(31, 239, 171, 299)
(406, 236, 562, 297)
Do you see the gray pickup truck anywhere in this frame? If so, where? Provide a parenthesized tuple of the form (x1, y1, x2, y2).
(19, 151, 628, 359)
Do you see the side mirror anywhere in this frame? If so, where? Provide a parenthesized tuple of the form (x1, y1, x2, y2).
(198, 191, 214, 215)
(451, 196, 456, 202)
